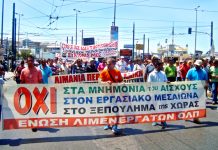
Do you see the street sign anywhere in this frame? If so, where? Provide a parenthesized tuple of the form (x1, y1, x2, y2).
(120, 49, 132, 56)
(110, 26, 118, 42)
(136, 44, 144, 50)
(124, 44, 134, 49)
(83, 37, 95, 46)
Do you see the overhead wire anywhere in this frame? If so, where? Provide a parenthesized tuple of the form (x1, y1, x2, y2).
(16, 0, 215, 43)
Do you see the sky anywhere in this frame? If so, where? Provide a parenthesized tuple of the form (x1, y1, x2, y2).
(2, 0, 218, 54)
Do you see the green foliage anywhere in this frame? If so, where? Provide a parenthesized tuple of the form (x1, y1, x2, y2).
(20, 50, 32, 60)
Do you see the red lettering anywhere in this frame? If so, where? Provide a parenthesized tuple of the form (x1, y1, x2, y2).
(81, 74, 85, 81)
(61, 75, 69, 83)
(32, 87, 49, 114)
(69, 75, 73, 83)
(14, 87, 32, 115)
(96, 74, 100, 80)
(55, 76, 60, 83)
(87, 74, 91, 81)
(50, 87, 57, 114)
(14, 87, 57, 115)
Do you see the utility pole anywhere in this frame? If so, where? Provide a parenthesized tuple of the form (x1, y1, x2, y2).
(132, 22, 135, 60)
(73, 9, 81, 45)
(148, 38, 150, 54)
(211, 21, 213, 47)
(1, 0, 4, 48)
(194, 6, 200, 55)
(210, 21, 214, 57)
(172, 23, 174, 45)
(15, 13, 23, 54)
(143, 34, 145, 60)
(81, 29, 84, 45)
(12, 3, 16, 68)
(113, 0, 116, 26)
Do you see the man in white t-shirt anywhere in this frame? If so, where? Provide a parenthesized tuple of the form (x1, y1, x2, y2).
(116, 56, 127, 73)
(147, 59, 168, 129)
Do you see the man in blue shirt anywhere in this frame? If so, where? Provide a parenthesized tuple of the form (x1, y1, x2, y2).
(186, 59, 208, 124)
(39, 59, 53, 84)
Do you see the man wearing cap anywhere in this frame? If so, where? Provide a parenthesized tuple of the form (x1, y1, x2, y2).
(186, 59, 208, 124)
(116, 56, 127, 73)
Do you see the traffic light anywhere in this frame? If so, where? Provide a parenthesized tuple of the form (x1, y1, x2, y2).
(188, 28, 192, 34)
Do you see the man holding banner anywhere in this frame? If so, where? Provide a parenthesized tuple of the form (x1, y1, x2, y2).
(20, 55, 43, 132)
(186, 59, 208, 124)
(147, 59, 168, 129)
(98, 57, 123, 135)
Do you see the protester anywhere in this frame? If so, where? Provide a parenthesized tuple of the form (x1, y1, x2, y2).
(0, 65, 4, 121)
(144, 55, 160, 81)
(20, 55, 43, 132)
(209, 59, 218, 105)
(133, 58, 145, 71)
(180, 60, 190, 81)
(165, 57, 177, 82)
(38, 59, 53, 84)
(60, 60, 69, 75)
(71, 59, 86, 74)
(97, 58, 107, 72)
(162, 57, 168, 70)
(127, 59, 134, 72)
(147, 59, 168, 129)
(98, 57, 123, 135)
(48, 59, 59, 76)
(86, 58, 98, 72)
(0, 65, 5, 82)
(0, 60, 6, 80)
(176, 60, 182, 81)
(116, 56, 127, 73)
(186, 59, 208, 123)
(14, 60, 25, 84)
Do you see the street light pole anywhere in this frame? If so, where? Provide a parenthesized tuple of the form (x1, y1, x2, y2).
(73, 9, 81, 45)
(113, 0, 116, 26)
(15, 13, 23, 53)
(1, 0, 4, 47)
(194, 6, 200, 55)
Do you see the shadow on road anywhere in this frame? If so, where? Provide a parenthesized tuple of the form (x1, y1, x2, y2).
(1, 121, 218, 146)
(37, 128, 60, 133)
(206, 105, 218, 110)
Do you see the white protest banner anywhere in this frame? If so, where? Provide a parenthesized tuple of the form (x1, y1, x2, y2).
(2, 81, 206, 130)
(61, 41, 118, 59)
(48, 70, 144, 84)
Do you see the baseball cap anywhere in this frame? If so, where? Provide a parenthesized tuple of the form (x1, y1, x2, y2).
(194, 60, 202, 66)
(151, 55, 160, 60)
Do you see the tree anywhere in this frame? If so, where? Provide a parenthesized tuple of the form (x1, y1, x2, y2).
(20, 49, 31, 60)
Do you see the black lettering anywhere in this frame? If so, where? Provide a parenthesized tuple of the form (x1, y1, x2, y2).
(64, 108, 70, 114)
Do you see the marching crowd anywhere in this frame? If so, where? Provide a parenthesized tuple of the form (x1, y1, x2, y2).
(0, 54, 217, 134)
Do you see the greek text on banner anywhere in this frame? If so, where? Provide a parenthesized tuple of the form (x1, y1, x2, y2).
(2, 81, 206, 130)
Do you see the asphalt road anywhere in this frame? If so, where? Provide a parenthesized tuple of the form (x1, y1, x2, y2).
(0, 72, 218, 150)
